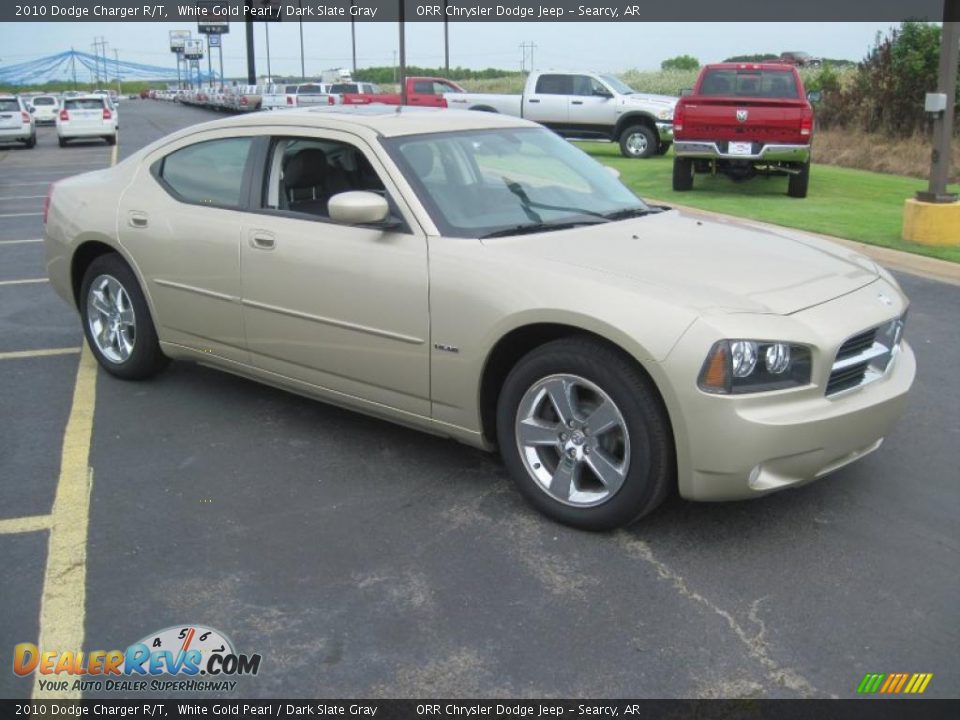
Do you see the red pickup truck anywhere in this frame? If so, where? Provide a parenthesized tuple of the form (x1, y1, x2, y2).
(332, 77, 466, 108)
(672, 63, 814, 198)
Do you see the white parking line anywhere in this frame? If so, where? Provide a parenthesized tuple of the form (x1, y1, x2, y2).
(0, 347, 81, 361)
(0, 212, 42, 218)
(0, 278, 48, 285)
(0, 182, 54, 187)
(0, 238, 42, 245)
(0, 196, 46, 201)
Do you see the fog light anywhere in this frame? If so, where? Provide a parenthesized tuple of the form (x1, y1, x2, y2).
(731, 341, 758, 377)
(764, 343, 791, 374)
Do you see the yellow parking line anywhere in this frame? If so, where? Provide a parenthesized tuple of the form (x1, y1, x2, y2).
(0, 514, 53, 535)
(0, 278, 48, 286)
(33, 345, 98, 700)
(0, 347, 81, 361)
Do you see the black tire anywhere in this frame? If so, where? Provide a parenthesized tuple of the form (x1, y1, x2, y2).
(618, 124, 657, 159)
(788, 160, 810, 198)
(80, 253, 168, 380)
(58, 137, 67, 148)
(24, 134, 36, 149)
(105, 134, 117, 146)
(496, 336, 674, 531)
(656, 141, 672, 156)
(672, 157, 694, 191)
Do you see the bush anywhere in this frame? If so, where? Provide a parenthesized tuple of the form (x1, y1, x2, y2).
(661, 55, 699, 71)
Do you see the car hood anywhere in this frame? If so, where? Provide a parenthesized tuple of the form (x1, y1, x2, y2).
(480, 210, 879, 315)
(626, 93, 677, 107)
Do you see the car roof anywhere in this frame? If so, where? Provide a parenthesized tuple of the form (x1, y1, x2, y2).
(192, 106, 536, 138)
(703, 63, 797, 71)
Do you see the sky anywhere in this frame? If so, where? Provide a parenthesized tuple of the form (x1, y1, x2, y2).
(0, 21, 899, 79)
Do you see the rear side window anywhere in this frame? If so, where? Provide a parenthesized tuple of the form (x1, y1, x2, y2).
(331, 84, 359, 94)
(0, 99, 19, 112)
(159, 138, 253, 208)
(65, 99, 105, 110)
(534, 74, 573, 95)
(699, 70, 799, 99)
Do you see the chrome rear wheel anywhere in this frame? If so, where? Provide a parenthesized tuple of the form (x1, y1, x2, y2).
(86, 274, 136, 364)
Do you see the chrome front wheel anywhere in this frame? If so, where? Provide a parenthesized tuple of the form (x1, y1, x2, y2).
(516, 374, 631, 508)
(86, 274, 136, 364)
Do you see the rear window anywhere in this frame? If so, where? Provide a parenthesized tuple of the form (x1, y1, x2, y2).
(330, 84, 359, 94)
(699, 70, 799, 99)
(65, 99, 106, 110)
(33, 97, 57, 106)
(0, 99, 19, 112)
(284, 85, 299, 93)
(159, 137, 253, 208)
(535, 74, 574, 95)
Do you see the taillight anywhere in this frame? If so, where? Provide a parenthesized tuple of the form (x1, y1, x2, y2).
(103, 108, 112, 120)
(673, 103, 684, 133)
(800, 112, 813, 137)
(43, 183, 56, 225)
(438, 97, 448, 108)
(59, 109, 69, 121)
(21, 111, 30, 123)
(327, 95, 335, 106)
(240, 96, 248, 105)
(287, 96, 294, 105)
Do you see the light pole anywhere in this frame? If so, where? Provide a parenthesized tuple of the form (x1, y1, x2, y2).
(399, 2, 406, 104)
(264, 23, 272, 81)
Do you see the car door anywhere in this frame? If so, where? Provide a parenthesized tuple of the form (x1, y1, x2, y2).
(239, 130, 431, 416)
(569, 75, 615, 131)
(523, 74, 571, 127)
(117, 133, 256, 364)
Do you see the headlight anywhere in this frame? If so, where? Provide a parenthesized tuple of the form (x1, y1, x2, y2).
(698, 340, 812, 394)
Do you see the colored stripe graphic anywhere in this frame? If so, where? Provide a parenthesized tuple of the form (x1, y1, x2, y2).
(857, 673, 932, 694)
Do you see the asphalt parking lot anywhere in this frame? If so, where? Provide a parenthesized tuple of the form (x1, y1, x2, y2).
(0, 100, 957, 700)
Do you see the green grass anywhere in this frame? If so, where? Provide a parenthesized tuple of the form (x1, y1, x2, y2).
(575, 142, 960, 263)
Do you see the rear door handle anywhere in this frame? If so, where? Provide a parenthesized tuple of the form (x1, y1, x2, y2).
(128, 211, 148, 228)
(571, 100, 584, 105)
(249, 231, 276, 250)
(528, 98, 540, 103)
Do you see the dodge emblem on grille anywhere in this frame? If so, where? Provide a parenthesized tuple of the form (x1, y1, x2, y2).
(736, 109, 748, 123)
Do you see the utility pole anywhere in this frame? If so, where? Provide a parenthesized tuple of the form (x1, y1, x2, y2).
(351, 1, 357, 74)
(393, 50, 397, 84)
(245, 17, 256, 85)
(519, 41, 537, 74)
(443, 0, 449, 72)
(264, 22, 272, 82)
(917, 16, 958, 203)
(113, 49, 121, 97)
(206, 36, 213, 90)
(299, 0, 306, 80)
(399, 1, 407, 104)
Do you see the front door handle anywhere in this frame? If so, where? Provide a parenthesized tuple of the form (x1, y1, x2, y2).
(249, 231, 276, 250)
(528, 98, 540, 103)
(571, 100, 584, 105)
(128, 211, 148, 228)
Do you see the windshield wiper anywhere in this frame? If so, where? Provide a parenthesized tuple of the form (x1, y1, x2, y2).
(479, 219, 608, 239)
(503, 179, 610, 220)
(602, 206, 665, 221)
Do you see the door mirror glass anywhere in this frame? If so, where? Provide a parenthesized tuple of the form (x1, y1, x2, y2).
(806, 90, 822, 104)
(328, 191, 390, 225)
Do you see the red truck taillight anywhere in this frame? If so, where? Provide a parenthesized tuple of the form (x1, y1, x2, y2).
(21, 111, 30, 123)
(240, 96, 248, 105)
(800, 112, 813, 136)
(59, 109, 69, 121)
(438, 97, 448, 108)
(673, 103, 684, 133)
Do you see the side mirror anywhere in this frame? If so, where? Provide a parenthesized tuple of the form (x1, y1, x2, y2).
(806, 90, 822, 104)
(593, 89, 613, 98)
(28, 106, 35, 113)
(328, 191, 391, 225)
(679, 88, 693, 97)
(605, 166, 621, 180)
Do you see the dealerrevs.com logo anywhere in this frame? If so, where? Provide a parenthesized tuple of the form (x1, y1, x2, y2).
(13, 625, 261, 693)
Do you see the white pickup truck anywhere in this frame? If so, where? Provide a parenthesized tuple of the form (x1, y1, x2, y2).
(261, 83, 338, 111)
(445, 70, 676, 158)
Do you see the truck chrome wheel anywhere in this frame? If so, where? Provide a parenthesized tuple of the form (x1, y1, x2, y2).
(515, 374, 631, 508)
(86, 274, 136, 364)
(625, 132, 649, 156)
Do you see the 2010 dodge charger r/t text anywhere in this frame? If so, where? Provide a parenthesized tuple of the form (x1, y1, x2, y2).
(42, 107, 915, 530)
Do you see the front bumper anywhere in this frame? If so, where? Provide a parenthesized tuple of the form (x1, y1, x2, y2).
(660, 279, 915, 501)
(656, 121, 674, 143)
(674, 140, 810, 163)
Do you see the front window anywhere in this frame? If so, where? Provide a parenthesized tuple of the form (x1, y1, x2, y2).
(383, 127, 650, 238)
(599, 75, 636, 95)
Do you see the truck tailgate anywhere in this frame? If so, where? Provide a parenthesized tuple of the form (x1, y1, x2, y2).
(679, 98, 808, 143)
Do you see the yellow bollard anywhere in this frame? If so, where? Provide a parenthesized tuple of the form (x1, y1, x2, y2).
(902, 198, 960, 246)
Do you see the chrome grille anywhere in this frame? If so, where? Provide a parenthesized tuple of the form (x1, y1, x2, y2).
(826, 317, 905, 397)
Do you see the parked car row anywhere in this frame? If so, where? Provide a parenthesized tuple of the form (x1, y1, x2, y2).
(0, 91, 118, 148)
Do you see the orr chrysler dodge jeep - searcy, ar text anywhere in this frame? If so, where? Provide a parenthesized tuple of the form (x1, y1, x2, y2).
(42, 107, 914, 530)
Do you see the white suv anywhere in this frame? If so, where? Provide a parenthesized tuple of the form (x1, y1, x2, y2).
(30, 94, 60, 124)
(57, 95, 118, 147)
(0, 95, 37, 148)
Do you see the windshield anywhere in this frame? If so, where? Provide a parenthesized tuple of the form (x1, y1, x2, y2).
(599, 75, 636, 95)
(383, 127, 650, 238)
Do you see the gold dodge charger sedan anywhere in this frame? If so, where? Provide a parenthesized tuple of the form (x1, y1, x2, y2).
(43, 107, 915, 530)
